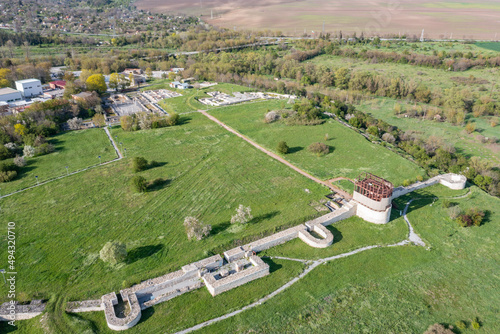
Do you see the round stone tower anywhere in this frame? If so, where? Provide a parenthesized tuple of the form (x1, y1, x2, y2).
(353, 173, 393, 224)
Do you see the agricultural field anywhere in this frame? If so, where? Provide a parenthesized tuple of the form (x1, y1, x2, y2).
(0, 128, 117, 195)
(208, 99, 425, 185)
(136, 0, 500, 39)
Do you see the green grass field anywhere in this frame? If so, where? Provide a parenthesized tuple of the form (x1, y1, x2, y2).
(476, 42, 500, 52)
(1, 128, 117, 195)
(0, 112, 329, 307)
(208, 99, 425, 185)
(192, 185, 500, 334)
(356, 97, 500, 165)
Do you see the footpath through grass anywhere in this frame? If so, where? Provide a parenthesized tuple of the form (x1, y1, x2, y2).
(195, 185, 500, 334)
(0, 112, 328, 307)
(209, 100, 425, 185)
(1, 128, 117, 195)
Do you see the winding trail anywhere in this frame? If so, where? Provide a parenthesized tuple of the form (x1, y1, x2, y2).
(0, 127, 123, 199)
(199, 110, 352, 199)
(174, 200, 426, 334)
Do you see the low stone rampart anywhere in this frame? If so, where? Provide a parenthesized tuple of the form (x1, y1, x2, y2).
(66, 300, 103, 313)
(298, 224, 334, 248)
(203, 256, 270, 296)
(102, 291, 142, 331)
(0, 300, 45, 321)
(243, 225, 307, 252)
(392, 173, 466, 199)
(307, 204, 357, 227)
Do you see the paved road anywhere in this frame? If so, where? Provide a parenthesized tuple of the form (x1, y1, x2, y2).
(199, 110, 352, 199)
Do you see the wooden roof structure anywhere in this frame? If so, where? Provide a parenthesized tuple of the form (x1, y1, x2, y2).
(354, 173, 393, 202)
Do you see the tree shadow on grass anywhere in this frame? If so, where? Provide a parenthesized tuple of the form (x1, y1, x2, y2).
(138, 306, 155, 325)
(0, 322, 16, 333)
(212, 221, 231, 235)
(147, 178, 171, 192)
(288, 146, 303, 154)
(248, 211, 280, 225)
(178, 116, 192, 126)
(261, 257, 282, 274)
(127, 244, 164, 264)
(148, 161, 168, 170)
(65, 312, 100, 333)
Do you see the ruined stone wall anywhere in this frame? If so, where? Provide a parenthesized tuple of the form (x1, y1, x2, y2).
(0, 300, 45, 321)
(244, 225, 307, 252)
(203, 256, 270, 296)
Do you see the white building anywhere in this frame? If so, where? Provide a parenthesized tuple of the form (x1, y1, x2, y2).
(0, 87, 23, 103)
(15, 79, 43, 98)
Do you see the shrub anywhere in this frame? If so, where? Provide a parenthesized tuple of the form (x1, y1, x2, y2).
(402, 179, 411, 187)
(230, 205, 253, 224)
(277, 141, 289, 154)
(13, 155, 26, 167)
(471, 318, 481, 330)
(465, 122, 476, 134)
(67, 117, 83, 130)
(455, 321, 466, 330)
(23, 145, 35, 158)
(184, 216, 211, 241)
(99, 241, 127, 265)
(448, 206, 462, 220)
(381, 132, 396, 143)
(423, 323, 454, 334)
(166, 112, 180, 126)
(132, 157, 148, 172)
(131, 175, 147, 193)
(120, 115, 134, 131)
(264, 111, 279, 123)
(456, 208, 484, 227)
(35, 143, 55, 156)
(442, 199, 451, 208)
(416, 175, 424, 182)
(308, 142, 329, 156)
(0, 144, 12, 160)
(0, 170, 17, 182)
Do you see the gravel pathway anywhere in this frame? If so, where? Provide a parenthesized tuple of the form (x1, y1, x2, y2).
(174, 208, 426, 334)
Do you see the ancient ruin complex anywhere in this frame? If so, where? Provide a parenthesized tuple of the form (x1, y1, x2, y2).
(1, 173, 467, 330)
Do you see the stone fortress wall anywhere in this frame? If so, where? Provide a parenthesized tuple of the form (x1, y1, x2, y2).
(6, 174, 466, 330)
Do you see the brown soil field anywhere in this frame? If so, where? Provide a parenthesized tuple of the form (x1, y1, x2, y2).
(135, 0, 500, 40)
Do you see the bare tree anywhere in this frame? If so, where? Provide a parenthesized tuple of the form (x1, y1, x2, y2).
(184, 216, 211, 241)
(67, 117, 83, 130)
(230, 205, 253, 224)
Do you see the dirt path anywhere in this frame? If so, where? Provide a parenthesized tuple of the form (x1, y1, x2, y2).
(174, 204, 426, 334)
(199, 110, 352, 199)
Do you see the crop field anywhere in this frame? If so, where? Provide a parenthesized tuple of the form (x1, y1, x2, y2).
(1, 128, 117, 195)
(208, 99, 425, 185)
(136, 0, 500, 39)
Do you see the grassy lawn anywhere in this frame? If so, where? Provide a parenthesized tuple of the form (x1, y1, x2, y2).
(193, 185, 500, 334)
(1, 128, 117, 195)
(260, 215, 408, 260)
(356, 97, 500, 165)
(0, 112, 328, 306)
(209, 99, 425, 185)
(69, 258, 304, 334)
